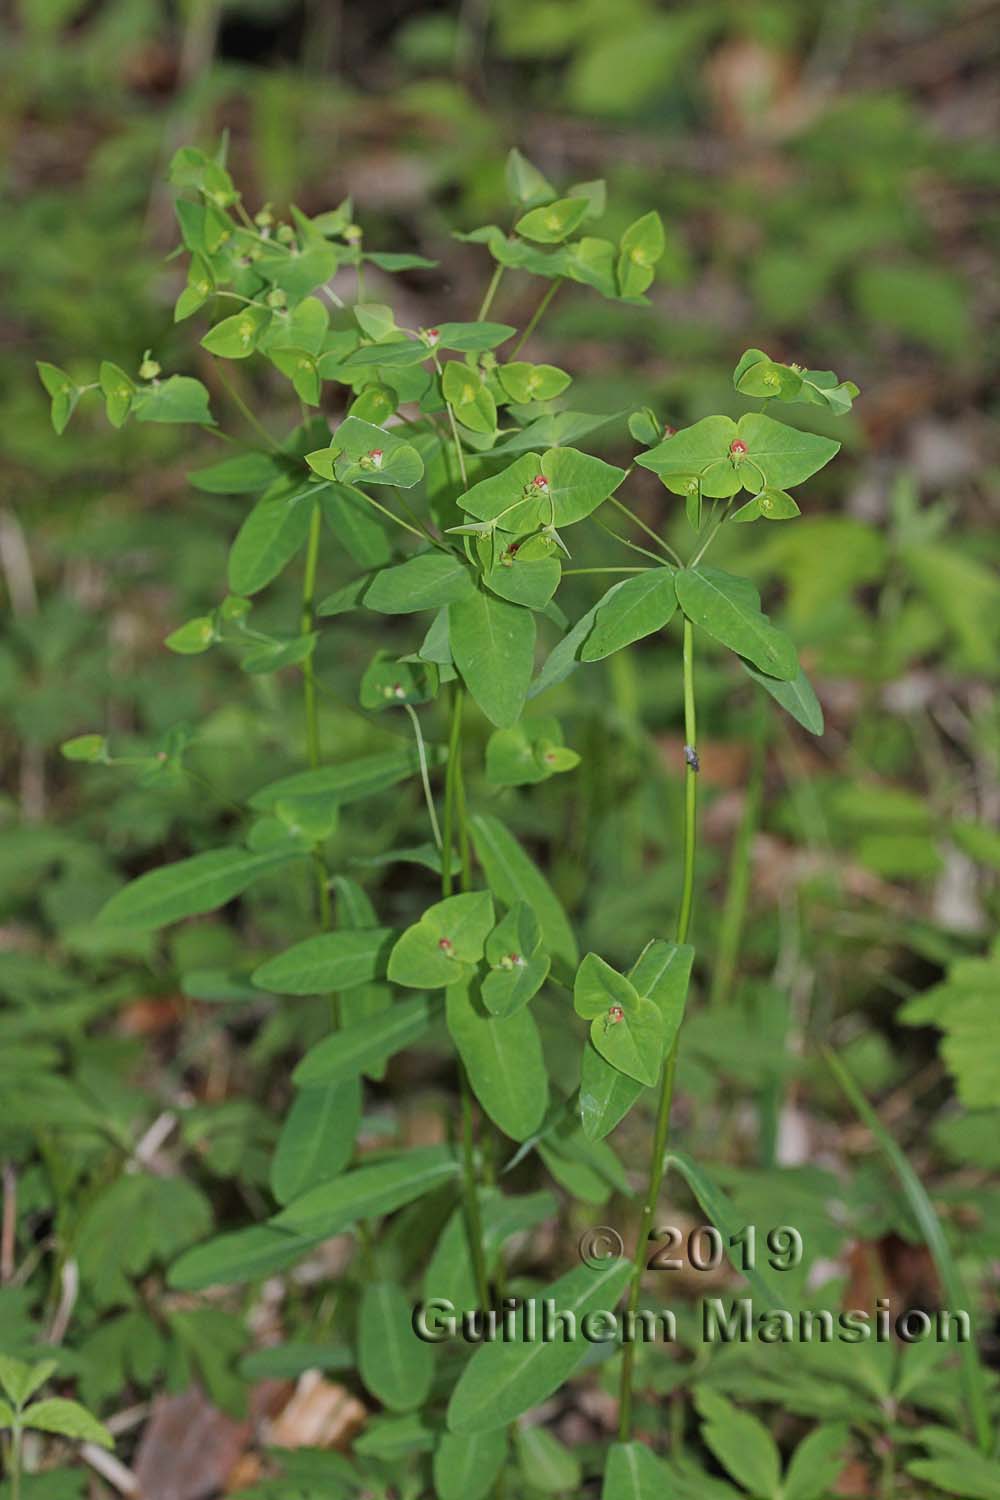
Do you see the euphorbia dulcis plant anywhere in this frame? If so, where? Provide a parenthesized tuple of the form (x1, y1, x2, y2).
(46, 141, 856, 1497)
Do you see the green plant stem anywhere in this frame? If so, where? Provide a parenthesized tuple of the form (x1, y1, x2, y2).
(477, 263, 505, 322)
(403, 704, 442, 851)
(592, 515, 669, 567)
(563, 567, 652, 576)
(510, 279, 562, 356)
(10, 1423, 21, 1500)
(300, 503, 339, 1026)
(214, 365, 281, 451)
(607, 494, 682, 567)
(442, 684, 491, 1312)
(618, 618, 698, 1443)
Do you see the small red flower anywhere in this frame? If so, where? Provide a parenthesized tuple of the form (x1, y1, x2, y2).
(729, 439, 748, 457)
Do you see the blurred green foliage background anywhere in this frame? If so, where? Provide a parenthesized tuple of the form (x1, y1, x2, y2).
(1, 0, 999, 1474)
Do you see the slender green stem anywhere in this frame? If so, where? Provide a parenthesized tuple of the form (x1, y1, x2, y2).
(607, 495, 682, 567)
(441, 685, 490, 1311)
(510, 278, 562, 357)
(618, 619, 698, 1443)
(347, 483, 431, 544)
(592, 514, 668, 567)
(214, 366, 281, 451)
(11, 1423, 21, 1500)
(477, 263, 505, 322)
(433, 356, 469, 489)
(403, 704, 442, 851)
(301, 503, 323, 770)
(563, 567, 652, 577)
(300, 503, 339, 1026)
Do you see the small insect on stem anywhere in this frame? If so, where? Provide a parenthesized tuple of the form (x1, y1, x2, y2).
(684, 744, 700, 773)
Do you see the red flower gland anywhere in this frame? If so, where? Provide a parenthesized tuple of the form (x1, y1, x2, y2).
(425, 328, 440, 345)
(607, 1005, 625, 1025)
(532, 475, 549, 491)
(438, 937, 454, 955)
(368, 448, 384, 467)
(663, 425, 677, 438)
(729, 439, 749, 458)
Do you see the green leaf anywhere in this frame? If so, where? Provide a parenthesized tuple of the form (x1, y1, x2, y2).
(734, 348, 859, 414)
(742, 661, 824, 735)
(581, 570, 676, 660)
(579, 937, 693, 1141)
(574, 953, 664, 1086)
(132, 375, 214, 425)
(601, 1441, 672, 1499)
(447, 1258, 633, 1431)
(36, 361, 80, 434)
(257, 243, 340, 301)
(99, 847, 303, 931)
(99, 361, 136, 428)
(736, 412, 840, 490)
(249, 748, 437, 812)
(675, 566, 798, 680)
(497, 363, 571, 404)
(169, 1225, 324, 1290)
(270, 1079, 361, 1205)
(516, 196, 590, 244)
(617, 211, 665, 297)
(228, 486, 317, 596)
(388, 892, 495, 989)
(201, 304, 271, 358)
(783, 1424, 850, 1500)
(665, 1151, 800, 1311)
(308, 416, 424, 490)
(253, 928, 395, 996)
(515, 1425, 581, 1493)
(481, 534, 562, 611)
(470, 813, 578, 970)
(354, 302, 396, 341)
(23, 1398, 113, 1450)
(165, 616, 216, 655)
(365, 552, 475, 613)
(272, 1145, 459, 1237)
(446, 978, 548, 1140)
(458, 447, 626, 534)
(433, 322, 517, 353)
(188, 451, 286, 494)
(60, 733, 107, 764)
(435, 1429, 508, 1500)
(636, 414, 738, 499)
(485, 718, 578, 790)
(694, 1387, 781, 1498)
(442, 362, 498, 434)
(359, 1281, 434, 1412)
(293, 995, 439, 1086)
(505, 148, 555, 209)
(449, 590, 536, 729)
(0, 1355, 57, 1409)
(319, 483, 391, 568)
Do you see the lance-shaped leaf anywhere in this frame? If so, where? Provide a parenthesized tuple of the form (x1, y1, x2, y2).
(307, 416, 423, 489)
(21, 1399, 113, 1450)
(270, 1078, 362, 1205)
(446, 977, 548, 1140)
(516, 1426, 581, 1493)
(446, 1258, 633, 1432)
(252, 928, 396, 995)
(574, 953, 664, 1086)
(228, 483, 319, 596)
(693, 1387, 782, 1499)
(432, 321, 517, 352)
(580, 569, 677, 661)
(272, 1145, 459, 1237)
(293, 994, 440, 1085)
(365, 552, 475, 613)
(388, 891, 495, 989)
(449, 589, 536, 729)
(99, 847, 304, 931)
(359, 1280, 434, 1412)
(471, 813, 578, 970)
(742, 660, 824, 735)
(675, 565, 799, 680)
(601, 1441, 673, 1500)
(434, 1430, 508, 1500)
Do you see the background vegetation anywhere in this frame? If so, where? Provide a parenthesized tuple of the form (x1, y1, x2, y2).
(2, 1, 998, 1496)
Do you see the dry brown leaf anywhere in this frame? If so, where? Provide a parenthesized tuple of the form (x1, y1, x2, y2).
(265, 1371, 367, 1451)
(134, 1388, 249, 1500)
